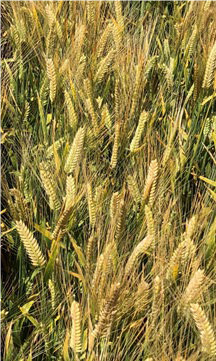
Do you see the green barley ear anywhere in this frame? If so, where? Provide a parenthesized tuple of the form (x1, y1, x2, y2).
(70, 300, 81, 353)
(39, 161, 60, 211)
(64, 90, 78, 129)
(143, 159, 158, 203)
(190, 303, 216, 357)
(16, 221, 45, 267)
(64, 127, 85, 174)
(110, 121, 120, 169)
(130, 111, 148, 152)
(46, 58, 56, 103)
(202, 41, 216, 88)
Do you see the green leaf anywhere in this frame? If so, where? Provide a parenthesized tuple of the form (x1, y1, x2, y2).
(44, 241, 60, 282)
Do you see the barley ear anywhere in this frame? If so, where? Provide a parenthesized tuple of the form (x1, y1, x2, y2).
(65, 175, 76, 210)
(124, 236, 151, 278)
(190, 303, 216, 356)
(64, 127, 85, 174)
(92, 282, 120, 339)
(145, 205, 155, 246)
(110, 121, 120, 169)
(46, 58, 56, 103)
(130, 111, 148, 152)
(40, 161, 60, 211)
(16, 221, 45, 267)
(87, 182, 96, 227)
(180, 269, 205, 313)
(143, 159, 158, 203)
(70, 300, 82, 353)
(64, 90, 77, 129)
(202, 41, 216, 88)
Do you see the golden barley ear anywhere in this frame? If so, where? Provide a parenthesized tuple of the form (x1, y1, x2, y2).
(46, 138, 64, 159)
(185, 24, 197, 60)
(86, 182, 96, 227)
(0, 310, 8, 323)
(180, 269, 205, 313)
(151, 275, 164, 326)
(202, 41, 216, 88)
(46, 58, 56, 103)
(64, 90, 78, 129)
(86, 234, 95, 275)
(86, 98, 98, 134)
(114, 1, 124, 31)
(39, 161, 60, 211)
(64, 127, 85, 174)
(101, 103, 112, 130)
(48, 279, 55, 310)
(16, 221, 45, 267)
(65, 175, 76, 210)
(70, 300, 82, 354)
(127, 174, 141, 204)
(145, 205, 155, 245)
(110, 121, 120, 169)
(94, 49, 114, 84)
(143, 159, 158, 203)
(91, 282, 120, 340)
(97, 24, 111, 58)
(130, 111, 148, 152)
(97, 245, 114, 309)
(91, 253, 104, 293)
(52, 202, 74, 241)
(10, 188, 29, 223)
(190, 303, 216, 357)
(166, 237, 196, 281)
(124, 236, 152, 278)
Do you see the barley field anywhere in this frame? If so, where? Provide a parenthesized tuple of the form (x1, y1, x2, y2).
(1, 1, 216, 360)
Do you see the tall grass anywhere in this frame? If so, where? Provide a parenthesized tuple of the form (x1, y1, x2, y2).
(1, 1, 216, 360)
